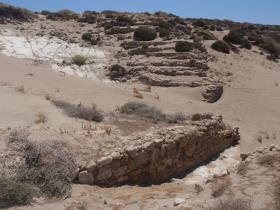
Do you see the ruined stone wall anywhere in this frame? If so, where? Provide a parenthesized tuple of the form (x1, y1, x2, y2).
(77, 115, 239, 186)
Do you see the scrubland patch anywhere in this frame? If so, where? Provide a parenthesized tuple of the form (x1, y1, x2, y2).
(206, 199, 252, 210)
(119, 102, 186, 123)
(52, 100, 104, 122)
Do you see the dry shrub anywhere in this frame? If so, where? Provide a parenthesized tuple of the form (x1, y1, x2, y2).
(207, 199, 252, 210)
(143, 85, 152, 92)
(0, 177, 35, 209)
(52, 100, 103, 122)
(133, 87, 143, 99)
(17, 140, 77, 198)
(35, 112, 47, 124)
(274, 177, 280, 210)
(257, 154, 280, 168)
(191, 113, 202, 121)
(236, 161, 249, 176)
(15, 85, 25, 93)
(119, 102, 186, 123)
(6, 130, 77, 199)
(211, 178, 232, 198)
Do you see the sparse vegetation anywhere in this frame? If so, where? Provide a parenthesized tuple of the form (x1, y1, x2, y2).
(223, 29, 246, 45)
(0, 177, 35, 209)
(273, 177, 280, 210)
(211, 178, 232, 198)
(17, 140, 76, 198)
(175, 41, 193, 52)
(196, 30, 217, 40)
(206, 199, 252, 210)
(257, 154, 280, 168)
(72, 54, 87, 66)
(211, 40, 230, 54)
(15, 85, 25, 93)
(116, 15, 133, 26)
(260, 37, 280, 58)
(46, 9, 78, 21)
(134, 26, 157, 41)
(133, 87, 144, 99)
(35, 112, 47, 124)
(119, 102, 186, 123)
(0, 3, 34, 21)
(52, 100, 104, 122)
(82, 32, 92, 42)
(159, 27, 170, 38)
(107, 64, 127, 80)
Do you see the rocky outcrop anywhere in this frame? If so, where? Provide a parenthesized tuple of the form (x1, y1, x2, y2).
(202, 85, 223, 103)
(76, 115, 239, 186)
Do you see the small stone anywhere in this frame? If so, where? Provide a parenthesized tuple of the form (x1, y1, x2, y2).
(97, 156, 113, 167)
(174, 198, 185, 206)
(86, 162, 97, 172)
(97, 166, 112, 181)
(78, 171, 94, 185)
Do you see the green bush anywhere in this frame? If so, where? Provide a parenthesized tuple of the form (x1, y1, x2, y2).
(134, 26, 157, 41)
(223, 29, 246, 44)
(0, 177, 34, 208)
(175, 41, 193, 52)
(116, 15, 133, 26)
(81, 32, 92, 42)
(211, 40, 230, 54)
(72, 54, 87, 66)
(159, 27, 170, 38)
(240, 39, 252, 50)
(196, 30, 217, 40)
(52, 100, 104, 122)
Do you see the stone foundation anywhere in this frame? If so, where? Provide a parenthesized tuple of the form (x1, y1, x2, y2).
(76, 115, 239, 186)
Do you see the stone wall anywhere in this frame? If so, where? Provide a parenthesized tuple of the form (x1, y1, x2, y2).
(76, 115, 239, 186)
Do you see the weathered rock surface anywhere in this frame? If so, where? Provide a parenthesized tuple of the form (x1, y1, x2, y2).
(76, 115, 239, 186)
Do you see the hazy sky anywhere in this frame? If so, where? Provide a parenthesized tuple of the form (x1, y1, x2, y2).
(2, 0, 280, 25)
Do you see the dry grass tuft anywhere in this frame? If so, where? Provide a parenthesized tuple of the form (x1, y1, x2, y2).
(15, 85, 25, 93)
(143, 85, 152, 92)
(206, 199, 252, 210)
(257, 154, 280, 168)
(273, 177, 280, 210)
(133, 87, 143, 99)
(236, 161, 249, 176)
(211, 178, 232, 198)
(35, 112, 47, 124)
(52, 100, 103, 122)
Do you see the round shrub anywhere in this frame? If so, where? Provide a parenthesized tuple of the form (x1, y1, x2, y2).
(223, 29, 245, 44)
(116, 15, 133, 26)
(81, 32, 92, 42)
(159, 27, 170, 38)
(240, 39, 252, 50)
(211, 40, 230, 54)
(134, 26, 157, 41)
(175, 41, 193, 52)
(72, 54, 87, 66)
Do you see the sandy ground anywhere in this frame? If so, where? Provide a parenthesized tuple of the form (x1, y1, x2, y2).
(0, 23, 279, 209)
